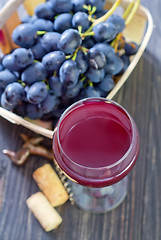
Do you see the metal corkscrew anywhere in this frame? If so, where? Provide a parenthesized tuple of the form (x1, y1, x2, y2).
(54, 162, 74, 205)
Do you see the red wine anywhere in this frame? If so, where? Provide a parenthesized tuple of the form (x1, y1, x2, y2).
(61, 116, 131, 168)
(53, 98, 139, 187)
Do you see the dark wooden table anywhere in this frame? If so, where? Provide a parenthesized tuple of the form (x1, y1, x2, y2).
(0, 1, 160, 239)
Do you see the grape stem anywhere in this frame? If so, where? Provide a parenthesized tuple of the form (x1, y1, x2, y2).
(125, 0, 140, 25)
(86, 0, 122, 33)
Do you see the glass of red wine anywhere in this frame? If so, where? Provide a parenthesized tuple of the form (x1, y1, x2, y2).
(53, 97, 140, 213)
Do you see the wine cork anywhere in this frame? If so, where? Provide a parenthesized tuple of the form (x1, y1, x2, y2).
(26, 192, 62, 232)
(33, 163, 69, 207)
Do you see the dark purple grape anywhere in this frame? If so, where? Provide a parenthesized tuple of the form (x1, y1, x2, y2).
(86, 67, 105, 83)
(104, 55, 124, 75)
(35, 2, 55, 20)
(21, 62, 47, 85)
(59, 60, 80, 88)
(93, 43, 115, 62)
(121, 54, 130, 72)
(50, 0, 73, 13)
(26, 103, 43, 119)
(54, 13, 73, 33)
(72, 0, 86, 12)
(48, 76, 62, 97)
(13, 101, 27, 117)
(27, 81, 48, 104)
(82, 37, 95, 48)
(41, 32, 61, 52)
(4, 82, 24, 105)
(0, 69, 17, 88)
(97, 74, 115, 92)
(12, 23, 37, 48)
(65, 80, 83, 98)
(13, 48, 34, 68)
(87, 47, 106, 69)
(33, 19, 53, 32)
(125, 42, 139, 56)
(57, 29, 82, 54)
(30, 39, 48, 60)
(86, 0, 106, 11)
(2, 54, 22, 71)
(0, 64, 3, 71)
(107, 14, 125, 34)
(1, 92, 16, 110)
(40, 91, 60, 114)
(93, 22, 117, 43)
(42, 51, 66, 71)
(83, 85, 101, 98)
(75, 50, 88, 74)
(72, 12, 90, 32)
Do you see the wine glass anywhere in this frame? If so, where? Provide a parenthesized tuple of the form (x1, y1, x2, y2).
(52, 97, 140, 213)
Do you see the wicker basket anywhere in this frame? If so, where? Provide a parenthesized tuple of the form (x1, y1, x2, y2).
(0, 0, 153, 139)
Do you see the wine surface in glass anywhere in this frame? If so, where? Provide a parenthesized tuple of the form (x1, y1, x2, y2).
(53, 99, 139, 187)
(61, 112, 131, 168)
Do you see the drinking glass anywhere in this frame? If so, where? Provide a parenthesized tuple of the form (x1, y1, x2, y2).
(52, 97, 140, 213)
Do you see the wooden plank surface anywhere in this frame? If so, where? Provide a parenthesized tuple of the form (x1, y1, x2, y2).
(0, 0, 160, 239)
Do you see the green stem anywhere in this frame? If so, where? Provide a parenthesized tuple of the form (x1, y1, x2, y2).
(86, 0, 122, 33)
(123, 2, 135, 19)
(37, 31, 46, 35)
(125, 0, 140, 25)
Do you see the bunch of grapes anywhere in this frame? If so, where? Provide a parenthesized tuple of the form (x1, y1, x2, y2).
(0, 0, 139, 123)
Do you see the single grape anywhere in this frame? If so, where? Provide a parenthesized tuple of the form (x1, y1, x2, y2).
(12, 23, 37, 48)
(59, 60, 80, 88)
(40, 91, 60, 114)
(4, 82, 25, 105)
(57, 29, 82, 55)
(50, 0, 73, 13)
(0, 69, 17, 88)
(41, 32, 61, 52)
(12, 48, 34, 68)
(75, 50, 88, 74)
(83, 85, 101, 98)
(30, 39, 48, 60)
(35, 2, 55, 20)
(21, 15, 32, 24)
(86, 67, 105, 83)
(27, 81, 48, 104)
(87, 47, 106, 69)
(42, 51, 66, 71)
(124, 42, 139, 56)
(26, 103, 43, 119)
(48, 76, 62, 97)
(1, 92, 16, 110)
(33, 19, 53, 32)
(72, 12, 90, 32)
(121, 54, 130, 72)
(65, 80, 83, 98)
(97, 74, 115, 92)
(72, 0, 86, 12)
(107, 14, 125, 34)
(2, 54, 22, 72)
(93, 22, 117, 43)
(93, 43, 115, 62)
(54, 13, 73, 33)
(21, 62, 47, 85)
(104, 55, 124, 75)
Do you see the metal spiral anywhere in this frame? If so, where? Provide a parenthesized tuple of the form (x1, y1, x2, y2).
(54, 162, 74, 205)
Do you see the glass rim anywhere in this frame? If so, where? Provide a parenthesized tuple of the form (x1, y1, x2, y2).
(55, 97, 137, 171)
